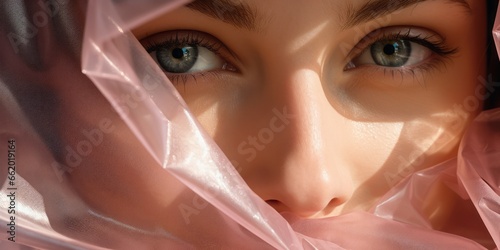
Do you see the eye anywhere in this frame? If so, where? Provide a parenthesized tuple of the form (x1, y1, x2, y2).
(345, 27, 457, 70)
(151, 44, 225, 74)
(354, 39, 431, 67)
(141, 31, 238, 78)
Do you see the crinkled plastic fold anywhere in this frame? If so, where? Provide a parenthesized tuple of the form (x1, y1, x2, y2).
(0, 0, 499, 249)
(82, 0, 299, 248)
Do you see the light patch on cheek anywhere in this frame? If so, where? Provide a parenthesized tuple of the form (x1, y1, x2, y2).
(422, 110, 470, 154)
(377, 113, 466, 187)
(191, 102, 220, 137)
(348, 121, 404, 176)
(400, 119, 455, 163)
(346, 115, 461, 196)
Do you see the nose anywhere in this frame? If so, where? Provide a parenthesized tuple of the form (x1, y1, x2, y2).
(241, 69, 353, 218)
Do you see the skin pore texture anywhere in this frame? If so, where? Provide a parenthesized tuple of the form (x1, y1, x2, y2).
(57, 0, 492, 246)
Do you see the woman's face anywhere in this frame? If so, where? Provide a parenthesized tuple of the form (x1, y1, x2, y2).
(131, 0, 487, 218)
(58, 0, 488, 231)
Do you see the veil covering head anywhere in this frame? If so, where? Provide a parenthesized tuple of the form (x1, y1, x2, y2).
(0, 0, 499, 249)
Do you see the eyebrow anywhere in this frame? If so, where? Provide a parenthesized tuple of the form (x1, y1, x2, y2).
(343, 0, 472, 29)
(185, 0, 471, 32)
(185, 0, 258, 31)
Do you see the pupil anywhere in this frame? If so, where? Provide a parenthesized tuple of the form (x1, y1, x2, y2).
(172, 48, 184, 59)
(383, 43, 397, 55)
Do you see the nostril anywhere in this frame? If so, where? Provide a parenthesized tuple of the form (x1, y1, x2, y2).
(265, 199, 288, 212)
(265, 199, 281, 207)
(322, 198, 343, 215)
(265, 198, 345, 218)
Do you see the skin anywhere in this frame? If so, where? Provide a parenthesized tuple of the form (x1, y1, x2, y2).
(133, 0, 487, 217)
(46, 0, 491, 246)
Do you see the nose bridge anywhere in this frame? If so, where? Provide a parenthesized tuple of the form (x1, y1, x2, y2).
(287, 70, 338, 196)
(276, 69, 327, 162)
(250, 68, 351, 217)
(287, 69, 325, 146)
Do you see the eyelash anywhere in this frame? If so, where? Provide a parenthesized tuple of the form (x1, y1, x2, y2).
(347, 28, 458, 81)
(141, 31, 235, 85)
(143, 31, 223, 55)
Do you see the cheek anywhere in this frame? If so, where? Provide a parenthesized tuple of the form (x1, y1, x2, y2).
(344, 121, 404, 180)
(177, 77, 249, 137)
(190, 103, 221, 136)
(345, 112, 467, 193)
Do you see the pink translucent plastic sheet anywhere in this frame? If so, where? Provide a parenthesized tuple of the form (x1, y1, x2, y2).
(82, 0, 300, 248)
(0, 0, 498, 249)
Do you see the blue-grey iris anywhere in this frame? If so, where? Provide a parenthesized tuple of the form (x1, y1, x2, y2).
(156, 45, 199, 73)
(370, 40, 411, 67)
